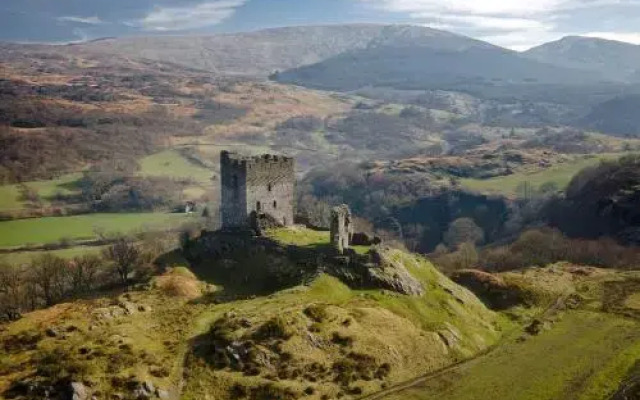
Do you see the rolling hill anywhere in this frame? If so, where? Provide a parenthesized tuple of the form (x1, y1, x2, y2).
(271, 27, 602, 92)
(66, 24, 392, 77)
(524, 36, 640, 82)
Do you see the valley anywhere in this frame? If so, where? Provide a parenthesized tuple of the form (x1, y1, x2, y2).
(2, 22, 640, 400)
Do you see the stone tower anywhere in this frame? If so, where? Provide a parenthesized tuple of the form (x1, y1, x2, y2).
(330, 204, 353, 254)
(220, 151, 295, 229)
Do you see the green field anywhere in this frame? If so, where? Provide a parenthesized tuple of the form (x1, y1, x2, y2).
(0, 173, 83, 212)
(383, 310, 640, 400)
(461, 155, 617, 198)
(0, 213, 192, 248)
(0, 184, 23, 211)
(139, 150, 213, 184)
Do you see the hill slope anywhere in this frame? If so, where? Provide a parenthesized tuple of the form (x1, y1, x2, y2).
(524, 36, 640, 82)
(66, 24, 393, 77)
(0, 227, 506, 400)
(273, 27, 600, 92)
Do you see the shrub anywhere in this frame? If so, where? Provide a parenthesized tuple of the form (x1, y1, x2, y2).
(304, 304, 329, 323)
(477, 228, 640, 271)
(253, 317, 294, 340)
(331, 332, 353, 347)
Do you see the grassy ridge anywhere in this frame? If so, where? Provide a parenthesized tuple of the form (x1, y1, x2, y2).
(460, 155, 616, 197)
(182, 259, 504, 399)
(0, 213, 191, 248)
(381, 312, 640, 400)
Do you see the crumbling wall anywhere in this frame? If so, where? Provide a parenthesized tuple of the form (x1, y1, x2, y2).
(331, 205, 353, 254)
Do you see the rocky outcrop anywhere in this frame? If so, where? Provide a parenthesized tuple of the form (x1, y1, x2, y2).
(451, 269, 523, 310)
(362, 250, 424, 296)
(188, 231, 425, 296)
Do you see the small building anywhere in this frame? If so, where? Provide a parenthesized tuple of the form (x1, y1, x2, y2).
(220, 151, 295, 229)
(331, 204, 353, 254)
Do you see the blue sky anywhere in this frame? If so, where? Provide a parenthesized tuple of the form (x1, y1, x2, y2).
(2, 0, 640, 50)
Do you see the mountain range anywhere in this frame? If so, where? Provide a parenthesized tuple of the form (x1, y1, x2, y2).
(48, 24, 639, 90)
(1, 24, 637, 87)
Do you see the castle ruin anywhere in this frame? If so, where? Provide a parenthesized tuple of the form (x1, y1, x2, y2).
(220, 151, 295, 229)
(331, 204, 353, 254)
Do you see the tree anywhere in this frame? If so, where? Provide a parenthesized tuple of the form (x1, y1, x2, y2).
(103, 237, 140, 289)
(69, 255, 103, 295)
(0, 263, 26, 320)
(30, 254, 69, 306)
(444, 218, 484, 249)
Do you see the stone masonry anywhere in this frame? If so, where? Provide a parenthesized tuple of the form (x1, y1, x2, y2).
(220, 151, 295, 229)
(330, 204, 353, 254)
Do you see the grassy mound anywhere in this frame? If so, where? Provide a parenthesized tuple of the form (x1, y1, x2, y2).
(0, 228, 506, 400)
(181, 249, 507, 400)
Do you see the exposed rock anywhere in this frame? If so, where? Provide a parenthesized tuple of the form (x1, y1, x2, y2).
(451, 269, 524, 310)
(156, 389, 170, 399)
(70, 382, 89, 400)
(92, 306, 125, 321)
(138, 304, 152, 313)
(365, 250, 425, 296)
(118, 301, 138, 315)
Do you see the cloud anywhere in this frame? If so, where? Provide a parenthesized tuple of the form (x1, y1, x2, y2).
(359, 0, 640, 50)
(135, 0, 247, 31)
(57, 16, 104, 25)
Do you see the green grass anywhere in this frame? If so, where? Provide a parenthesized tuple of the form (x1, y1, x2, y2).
(0, 173, 83, 212)
(383, 310, 640, 400)
(139, 150, 212, 184)
(183, 254, 504, 400)
(461, 155, 618, 198)
(0, 184, 23, 211)
(0, 213, 192, 248)
(266, 227, 373, 254)
(266, 227, 330, 247)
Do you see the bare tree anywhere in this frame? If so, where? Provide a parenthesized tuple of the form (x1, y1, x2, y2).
(0, 263, 25, 320)
(30, 254, 69, 306)
(69, 254, 103, 295)
(103, 237, 140, 289)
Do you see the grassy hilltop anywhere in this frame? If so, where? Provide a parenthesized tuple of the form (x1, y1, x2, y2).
(0, 227, 507, 400)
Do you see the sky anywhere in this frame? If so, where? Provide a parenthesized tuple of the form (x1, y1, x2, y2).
(2, 0, 640, 50)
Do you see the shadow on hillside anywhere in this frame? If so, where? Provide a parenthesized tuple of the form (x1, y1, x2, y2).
(172, 231, 334, 303)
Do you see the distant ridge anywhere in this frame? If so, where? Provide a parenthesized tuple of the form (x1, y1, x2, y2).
(524, 36, 640, 81)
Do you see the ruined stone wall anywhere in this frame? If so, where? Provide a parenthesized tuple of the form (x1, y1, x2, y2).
(220, 152, 294, 229)
(331, 205, 352, 254)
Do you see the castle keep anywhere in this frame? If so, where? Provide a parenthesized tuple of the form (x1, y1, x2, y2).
(220, 151, 295, 229)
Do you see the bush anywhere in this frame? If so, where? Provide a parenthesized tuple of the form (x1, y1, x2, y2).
(253, 316, 294, 340)
(304, 304, 329, 323)
(432, 242, 479, 273)
(444, 218, 485, 248)
(477, 228, 640, 271)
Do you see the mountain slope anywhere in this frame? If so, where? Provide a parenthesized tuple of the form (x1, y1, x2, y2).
(273, 30, 600, 92)
(66, 24, 392, 77)
(524, 36, 640, 82)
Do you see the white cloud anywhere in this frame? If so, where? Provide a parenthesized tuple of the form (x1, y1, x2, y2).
(583, 31, 640, 44)
(366, 0, 567, 16)
(359, 0, 640, 50)
(136, 0, 247, 31)
(58, 16, 104, 25)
